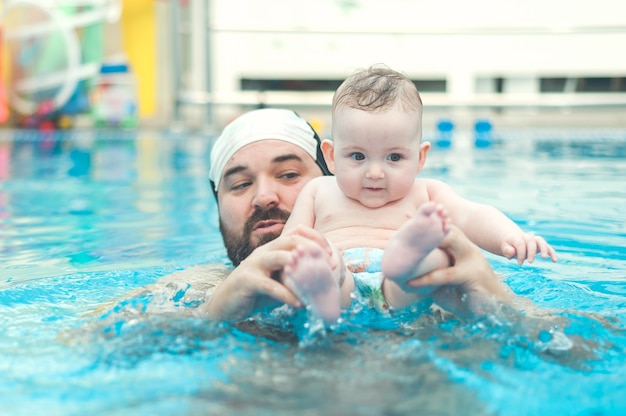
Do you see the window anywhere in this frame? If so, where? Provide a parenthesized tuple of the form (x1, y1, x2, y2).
(540, 77, 626, 92)
(240, 78, 447, 93)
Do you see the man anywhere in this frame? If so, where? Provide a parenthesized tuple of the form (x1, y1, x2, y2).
(196, 108, 511, 321)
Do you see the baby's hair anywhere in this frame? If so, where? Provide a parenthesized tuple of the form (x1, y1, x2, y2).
(332, 64, 423, 115)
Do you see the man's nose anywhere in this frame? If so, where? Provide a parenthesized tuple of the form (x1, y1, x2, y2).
(252, 180, 279, 209)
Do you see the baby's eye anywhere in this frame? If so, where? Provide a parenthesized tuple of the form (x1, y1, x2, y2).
(387, 153, 403, 162)
(350, 152, 365, 161)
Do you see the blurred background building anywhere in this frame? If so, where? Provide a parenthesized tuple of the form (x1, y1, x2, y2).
(1, 0, 625, 134)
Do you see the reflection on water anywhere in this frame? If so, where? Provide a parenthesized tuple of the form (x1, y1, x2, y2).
(0, 128, 625, 415)
(0, 129, 222, 285)
(10, 275, 624, 416)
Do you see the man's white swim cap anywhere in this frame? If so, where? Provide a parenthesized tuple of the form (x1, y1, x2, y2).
(209, 108, 331, 192)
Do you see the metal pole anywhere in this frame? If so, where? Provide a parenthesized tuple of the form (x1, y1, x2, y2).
(204, 0, 213, 130)
(170, 0, 183, 130)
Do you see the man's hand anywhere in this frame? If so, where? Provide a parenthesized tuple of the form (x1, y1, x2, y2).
(199, 226, 331, 321)
(406, 225, 512, 317)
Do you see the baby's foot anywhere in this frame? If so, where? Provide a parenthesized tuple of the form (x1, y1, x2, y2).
(382, 201, 450, 283)
(283, 244, 340, 325)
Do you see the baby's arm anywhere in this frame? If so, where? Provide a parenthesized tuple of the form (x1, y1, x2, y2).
(283, 178, 320, 233)
(464, 203, 557, 265)
(426, 179, 557, 265)
(281, 178, 349, 311)
(282, 178, 339, 267)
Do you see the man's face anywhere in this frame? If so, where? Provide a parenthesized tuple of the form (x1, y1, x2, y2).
(217, 140, 323, 265)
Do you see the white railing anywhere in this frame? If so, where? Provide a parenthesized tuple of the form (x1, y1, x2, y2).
(168, 0, 626, 128)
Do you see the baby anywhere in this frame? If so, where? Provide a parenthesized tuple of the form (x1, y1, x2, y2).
(282, 65, 556, 324)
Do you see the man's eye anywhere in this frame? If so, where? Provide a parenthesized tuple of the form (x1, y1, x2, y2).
(280, 172, 300, 180)
(388, 153, 402, 162)
(350, 152, 365, 161)
(230, 181, 251, 191)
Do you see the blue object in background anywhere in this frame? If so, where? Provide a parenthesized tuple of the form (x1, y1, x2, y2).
(435, 118, 454, 147)
(475, 119, 493, 148)
(61, 80, 91, 116)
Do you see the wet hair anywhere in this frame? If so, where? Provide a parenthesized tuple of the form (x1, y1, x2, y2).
(332, 64, 423, 117)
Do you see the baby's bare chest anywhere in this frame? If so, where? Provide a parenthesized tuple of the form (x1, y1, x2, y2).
(322, 203, 412, 228)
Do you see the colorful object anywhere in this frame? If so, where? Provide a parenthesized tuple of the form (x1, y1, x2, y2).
(0, 28, 8, 123)
(475, 119, 494, 148)
(121, 0, 156, 117)
(90, 62, 137, 128)
(436, 118, 454, 148)
(0, 1, 110, 127)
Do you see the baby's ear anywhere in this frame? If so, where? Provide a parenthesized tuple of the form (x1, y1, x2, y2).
(321, 140, 336, 173)
(417, 141, 431, 172)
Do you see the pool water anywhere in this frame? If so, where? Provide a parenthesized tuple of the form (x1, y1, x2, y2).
(0, 128, 625, 415)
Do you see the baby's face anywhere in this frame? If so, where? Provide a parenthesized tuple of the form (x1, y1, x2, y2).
(329, 105, 425, 208)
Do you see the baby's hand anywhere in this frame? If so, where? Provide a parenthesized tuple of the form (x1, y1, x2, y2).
(501, 232, 557, 265)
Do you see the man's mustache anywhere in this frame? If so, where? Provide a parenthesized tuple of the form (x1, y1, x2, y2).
(243, 207, 291, 235)
(222, 206, 292, 266)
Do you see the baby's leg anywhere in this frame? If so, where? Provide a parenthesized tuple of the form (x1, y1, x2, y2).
(381, 202, 451, 308)
(283, 243, 348, 325)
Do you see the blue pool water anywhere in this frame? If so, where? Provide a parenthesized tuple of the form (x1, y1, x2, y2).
(0, 128, 625, 415)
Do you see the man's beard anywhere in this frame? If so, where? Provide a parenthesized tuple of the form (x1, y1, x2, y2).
(220, 207, 291, 266)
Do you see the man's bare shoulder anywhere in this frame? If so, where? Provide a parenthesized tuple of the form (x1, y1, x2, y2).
(118, 263, 233, 314)
(156, 263, 232, 287)
(61, 263, 234, 344)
